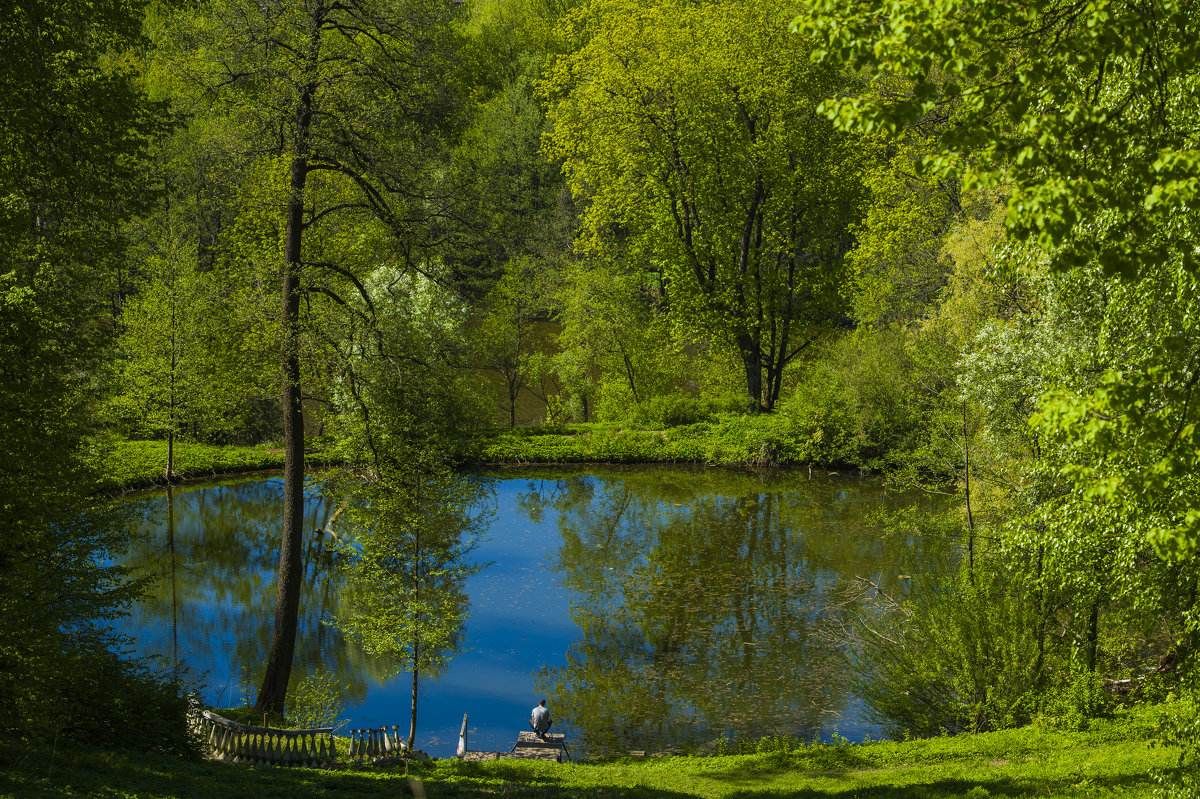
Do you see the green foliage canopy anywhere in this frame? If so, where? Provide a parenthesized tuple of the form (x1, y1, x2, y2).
(797, 0, 1200, 278)
(797, 0, 1200, 569)
(545, 0, 868, 410)
(0, 0, 187, 747)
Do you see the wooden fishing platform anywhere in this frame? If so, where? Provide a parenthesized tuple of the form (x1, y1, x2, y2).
(462, 731, 569, 763)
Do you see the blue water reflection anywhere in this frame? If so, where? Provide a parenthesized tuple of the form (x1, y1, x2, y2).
(116, 467, 933, 758)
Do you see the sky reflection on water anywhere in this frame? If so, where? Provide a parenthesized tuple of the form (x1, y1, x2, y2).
(116, 466, 933, 758)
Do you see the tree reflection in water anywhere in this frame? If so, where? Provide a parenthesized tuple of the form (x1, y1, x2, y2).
(518, 468, 941, 755)
(118, 475, 382, 709)
(115, 467, 941, 755)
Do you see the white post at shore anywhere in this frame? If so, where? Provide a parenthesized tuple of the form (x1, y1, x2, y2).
(457, 713, 468, 758)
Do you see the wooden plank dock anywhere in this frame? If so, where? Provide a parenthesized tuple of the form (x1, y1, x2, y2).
(462, 731, 569, 763)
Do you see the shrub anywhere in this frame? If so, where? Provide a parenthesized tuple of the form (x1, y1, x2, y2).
(476, 414, 817, 467)
(51, 645, 202, 758)
(702, 413, 807, 467)
(286, 668, 350, 731)
(1037, 667, 1108, 732)
(1155, 683, 1200, 798)
(634, 394, 756, 428)
(854, 562, 1044, 738)
(709, 733, 805, 756)
(779, 330, 925, 469)
(592, 379, 638, 424)
(634, 395, 710, 427)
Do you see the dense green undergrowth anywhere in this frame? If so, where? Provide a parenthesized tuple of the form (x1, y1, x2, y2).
(0, 704, 1184, 798)
(472, 415, 855, 470)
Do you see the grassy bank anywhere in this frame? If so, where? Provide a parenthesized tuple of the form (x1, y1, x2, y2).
(88, 421, 813, 495)
(86, 438, 294, 492)
(86, 414, 848, 491)
(473, 415, 836, 469)
(0, 705, 1182, 798)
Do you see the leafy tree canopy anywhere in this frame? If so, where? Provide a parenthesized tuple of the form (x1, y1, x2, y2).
(797, 0, 1200, 279)
(545, 0, 868, 410)
(797, 0, 1200, 559)
(0, 0, 181, 746)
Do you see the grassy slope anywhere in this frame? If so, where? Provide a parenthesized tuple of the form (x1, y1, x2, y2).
(0, 707, 1182, 799)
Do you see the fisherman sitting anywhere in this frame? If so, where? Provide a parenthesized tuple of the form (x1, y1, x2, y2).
(529, 699, 553, 739)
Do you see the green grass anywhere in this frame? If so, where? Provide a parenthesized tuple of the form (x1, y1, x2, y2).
(0, 705, 1184, 798)
(472, 414, 822, 469)
(84, 414, 831, 490)
(85, 437, 297, 492)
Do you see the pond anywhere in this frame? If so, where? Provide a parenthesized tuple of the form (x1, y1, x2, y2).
(115, 465, 942, 759)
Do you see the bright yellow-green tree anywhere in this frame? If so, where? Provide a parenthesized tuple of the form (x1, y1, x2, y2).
(332, 454, 487, 751)
(797, 3, 1200, 762)
(797, 0, 1200, 557)
(543, 0, 869, 411)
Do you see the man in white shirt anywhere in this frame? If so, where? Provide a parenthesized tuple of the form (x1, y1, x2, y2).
(529, 699, 553, 739)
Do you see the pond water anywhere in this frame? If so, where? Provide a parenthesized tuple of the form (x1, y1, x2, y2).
(115, 466, 941, 759)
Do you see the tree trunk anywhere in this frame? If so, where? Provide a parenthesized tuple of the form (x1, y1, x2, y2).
(166, 428, 175, 483)
(963, 401, 975, 585)
(1086, 599, 1100, 673)
(255, 72, 316, 715)
(408, 637, 419, 751)
(1034, 544, 1046, 680)
(764, 351, 783, 412)
(620, 348, 640, 404)
(1188, 577, 1199, 660)
(736, 332, 762, 410)
(166, 290, 178, 481)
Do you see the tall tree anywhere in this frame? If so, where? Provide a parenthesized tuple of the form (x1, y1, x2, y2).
(473, 257, 552, 427)
(551, 256, 692, 420)
(111, 224, 224, 479)
(152, 0, 465, 712)
(323, 263, 489, 749)
(109, 85, 284, 453)
(543, 0, 867, 410)
(333, 456, 486, 751)
(446, 70, 575, 298)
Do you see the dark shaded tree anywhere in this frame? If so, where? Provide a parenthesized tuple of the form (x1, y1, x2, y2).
(0, 0, 174, 744)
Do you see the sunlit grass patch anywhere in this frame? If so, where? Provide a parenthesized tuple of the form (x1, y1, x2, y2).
(0, 704, 1182, 799)
(87, 437, 334, 491)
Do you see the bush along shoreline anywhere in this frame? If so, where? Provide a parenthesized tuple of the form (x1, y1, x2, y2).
(470, 418, 866, 471)
(470, 387, 924, 472)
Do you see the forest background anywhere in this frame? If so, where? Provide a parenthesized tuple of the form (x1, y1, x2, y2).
(2, 0, 1200, 794)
